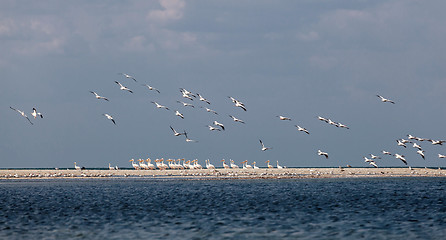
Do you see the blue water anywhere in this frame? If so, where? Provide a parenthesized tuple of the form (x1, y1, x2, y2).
(0, 178, 445, 239)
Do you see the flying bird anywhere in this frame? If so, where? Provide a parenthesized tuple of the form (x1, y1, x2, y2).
(376, 94, 395, 104)
(337, 123, 350, 129)
(416, 150, 425, 160)
(142, 84, 160, 93)
(31, 108, 44, 119)
(228, 96, 247, 111)
(114, 81, 133, 93)
(364, 157, 378, 168)
(184, 132, 198, 142)
(170, 126, 185, 136)
(207, 125, 221, 131)
(10, 107, 33, 125)
(90, 91, 109, 101)
(438, 154, 446, 158)
(175, 110, 184, 119)
(394, 154, 407, 165)
(396, 139, 407, 148)
(180, 88, 196, 98)
(318, 150, 329, 159)
(370, 154, 381, 159)
(412, 142, 422, 150)
(382, 150, 392, 155)
(102, 113, 116, 125)
(196, 93, 211, 104)
(259, 140, 272, 151)
(229, 115, 245, 124)
(177, 101, 194, 108)
(277, 115, 291, 121)
(201, 107, 218, 115)
(317, 116, 329, 123)
(295, 125, 310, 134)
(213, 121, 225, 130)
(430, 140, 445, 145)
(118, 73, 137, 82)
(151, 101, 169, 110)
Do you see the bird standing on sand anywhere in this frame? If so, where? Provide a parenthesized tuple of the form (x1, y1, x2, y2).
(318, 150, 329, 159)
(10, 107, 33, 125)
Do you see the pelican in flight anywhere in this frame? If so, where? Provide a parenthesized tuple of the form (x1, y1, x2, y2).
(31, 108, 44, 119)
(170, 126, 185, 136)
(364, 158, 378, 168)
(370, 154, 381, 159)
(196, 93, 211, 104)
(213, 121, 225, 130)
(412, 142, 422, 150)
(396, 139, 407, 148)
(376, 94, 395, 104)
(184, 132, 198, 142)
(229, 115, 245, 124)
(142, 84, 160, 93)
(318, 150, 329, 159)
(295, 125, 310, 134)
(207, 125, 221, 131)
(277, 115, 291, 121)
(438, 154, 446, 158)
(228, 96, 247, 111)
(317, 116, 329, 123)
(382, 150, 392, 155)
(430, 140, 445, 145)
(416, 150, 425, 160)
(114, 81, 133, 93)
(102, 113, 116, 125)
(177, 101, 194, 108)
(118, 73, 137, 82)
(151, 101, 169, 110)
(89, 91, 109, 101)
(259, 139, 272, 151)
(180, 88, 196, 98)
(395, 154, 407, 165)
(337, 123, 350, 129)
(10, 107, 33, 125)
(201, 107, 218, 115)
(74, 162, 81, 170)
(175, 110, 184, 119)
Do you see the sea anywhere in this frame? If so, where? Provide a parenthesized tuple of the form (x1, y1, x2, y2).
(0, 177, 445, 239)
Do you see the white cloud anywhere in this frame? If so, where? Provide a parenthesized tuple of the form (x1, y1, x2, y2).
(147, 0, 185, 22)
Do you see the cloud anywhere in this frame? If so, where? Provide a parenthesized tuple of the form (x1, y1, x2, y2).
(147, 0, 185, 23)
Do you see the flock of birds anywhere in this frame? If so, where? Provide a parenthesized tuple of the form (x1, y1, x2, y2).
(9, 73, 445, 169)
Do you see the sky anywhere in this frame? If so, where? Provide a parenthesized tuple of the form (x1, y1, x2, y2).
(2, 0, 446, 169)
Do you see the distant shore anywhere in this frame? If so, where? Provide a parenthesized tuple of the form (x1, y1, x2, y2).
(1, 167, 445, 179)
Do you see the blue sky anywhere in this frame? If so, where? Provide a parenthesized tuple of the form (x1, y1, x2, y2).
(2, 0, 446, 168)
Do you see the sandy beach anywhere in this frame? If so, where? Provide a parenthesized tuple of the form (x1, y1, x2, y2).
(1, 167, 445, 179)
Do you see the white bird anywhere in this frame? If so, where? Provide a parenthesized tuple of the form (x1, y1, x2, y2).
(407, 134, 417, 140)
(184, 132, 198, 142)
(382, 150, 392, 155)
(252, 161, 259, 169)
(109, 163, 115, 170)
(396, 139, 407, 148)
(370, 154, 381, 159)
(74, 162, 81, 170)
(89, 91, 109, 101)
(277, 115, 291, 121)
(181, 91, 194, 101)
(259, 140, 272, 151)
(114, 81, 133, 93)
(229, 115, 245, 124)
(364, 158, 378, 168)
(276, 161, 283, 169)
(102, 113, 116, 125)
(412, 142, 422, 150)
(142, 84, 160, 93)
(317, 116, 329, 123)
(205, 159, 215, 169)
(230, 159, 239, 169)
(196, 93, 211, 104)
(221, 159, 230, 169)
(416, 150, 425, 160)
(337, 123, 350, 129)
(175, 110, 184, 119)
(180, 88, 196, 97)
(395, 154, 407, 165)
(318, 150, 329, 159)
(266, 160, 274, 168)
(295, 125, 310, 134)
(438, 154, 446, 158)
(376, 94, 395, 104)
(118, 73, 137, 82)
(430, 140, 445, 145)
(31, 108, 44, 119)
(129, 159, 140, 170)
(151, 101, 169, 110)
(170, 126, 185, 136)
(201, 107, 218, 115)
(213, 121, 225, 130)
(177, 101, 194, 108)
(228, 96, 247, 111)
(207, 125, 221, 131)
(327, 119, 338, 127)
(10, 107, 33, 125)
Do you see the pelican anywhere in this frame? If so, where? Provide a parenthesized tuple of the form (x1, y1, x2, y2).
(114, 81, 133, 93)
(229, 159, 239, 169)
(318, 150, 329, 159)
(395, 154, 407, 165)
(229, 115, 245, 124)
(382, 150, 392, 155)
(74, 162, 81, 170)
(129, 159, 140, 169)
(438, 154, 446, 158)
(175, 110, 184, 119)
(31, 108, 44, 119)
(207, 125, 221, 131)
(327, 119, 338, 127)
(430, 140, 445, 145)
(416, 150, 425, 160)
(407, 134, 417, 140)
(277, 115, 291, 121)
(196, 93, 211, 104)
(177, 101, 194, 108)
(317, 116, 329, 123)
(146, 158, 155, 169)
(89, 91, 109, 101)
(10, 107, 33, 125)
(151, 101, 169, 110)
(109, 163, 114, 170)
(205, 159, 215, 169)
(412, 142, 422, 150)
(376, 94, 395, 104)
(118, 73, 137, 82)
(276, 161, 283, 169)
(259, 139, 272, 151)
(241, 160, 252, 169)
(221, 159, 230, 169)
(213, 121, 225, 130)
(337, 123, 350, 129)
(266, 160, 273, 168)
(102, 113, 116, 125)
(184, 132, 198, 142)
(364, 158, 378, 168)
(181, 91, 194, 101)
(139, 159, 148, 169)
(295, 125, 310, 134)
(252, 161, 259, 169)
(170, 126, 185, 136)
(201, 107, 218, 115)
(370, 154, 381, 159)
(180, 88, 196, 98)
(142, 84, 160, 93)
(396, 139, 407, 148)
(228, 96, 247, 111)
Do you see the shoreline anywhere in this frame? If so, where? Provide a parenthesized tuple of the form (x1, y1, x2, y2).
(1, 167, 445, 180)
